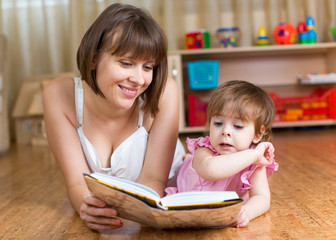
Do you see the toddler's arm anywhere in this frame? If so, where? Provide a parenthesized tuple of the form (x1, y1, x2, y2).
(235, 166, 271, 228)
(193, 142, 275, 181)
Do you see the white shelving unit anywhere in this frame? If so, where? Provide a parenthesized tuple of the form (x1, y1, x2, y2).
(168, 43, 336, 133)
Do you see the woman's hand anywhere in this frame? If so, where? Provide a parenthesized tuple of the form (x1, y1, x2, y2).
(79, 196, 123, 231)
(255, 142, 275, 167)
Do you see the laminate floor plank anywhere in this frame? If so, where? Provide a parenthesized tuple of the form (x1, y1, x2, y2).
(1, 127, 336, 239)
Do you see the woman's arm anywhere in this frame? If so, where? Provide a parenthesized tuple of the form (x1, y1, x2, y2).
(235, 167, 271, 227)
(43, 78, 122, 230)
(43, 78, 91, 210)
(137, 77, 180, 197)
(193, 142, 275, 181)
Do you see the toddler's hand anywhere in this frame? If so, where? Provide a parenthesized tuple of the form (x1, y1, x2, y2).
(234, 205, 249, 228)
(255, 142, 275, 166)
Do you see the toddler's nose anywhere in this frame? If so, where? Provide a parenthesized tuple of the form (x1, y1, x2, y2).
(221, 128, 231, 137)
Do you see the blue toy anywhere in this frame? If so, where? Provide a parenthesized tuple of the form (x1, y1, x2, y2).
(297, 15, 316, 44)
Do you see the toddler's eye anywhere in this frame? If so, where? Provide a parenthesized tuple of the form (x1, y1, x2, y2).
(214, 122, 223, 127)
(234, 124, 244, 129)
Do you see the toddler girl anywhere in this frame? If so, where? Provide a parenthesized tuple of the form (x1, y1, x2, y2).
(166, 80, 279, 227)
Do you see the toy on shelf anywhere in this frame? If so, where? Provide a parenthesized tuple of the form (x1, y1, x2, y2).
(216, 27, 240, 48)
(297, 21, 307, 33)
(297, 16, 317, 44)
(256, 26, 270, 46)
(330, 27, 336, 42)
(186, 60, 219, 90)
(185, 30, 210, 49)
(187, 95, 208, 126)
(273, 23, 297, 44)
(298, 73, 336, 84)
(297, 21, 307, 42)
(269, 89, 336, 122)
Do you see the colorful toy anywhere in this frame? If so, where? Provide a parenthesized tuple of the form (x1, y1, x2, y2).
(185, 30, 210, 49)
(330, 27, 336, 42)
(305, 15, 317, 43)
(306, 16, 315, 30)
(187, 95, 208, 126)
(216, 27, 240, 48)
(187, 60, 219, 90)
(297, 16, 317, 44)
(269, 89, 336, 122)
(256, 26, 270, 46)
(273, 23, 297, 44)
(297, 21, 307, 33)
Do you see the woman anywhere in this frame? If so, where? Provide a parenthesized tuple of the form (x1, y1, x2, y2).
(43, 3, 185, 231)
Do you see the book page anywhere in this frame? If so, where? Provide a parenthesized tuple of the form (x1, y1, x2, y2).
(161, 191, 242, 210)
(87, 173, 163, 209)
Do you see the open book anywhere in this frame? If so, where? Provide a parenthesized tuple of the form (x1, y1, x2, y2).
(84, 172, 243, 228)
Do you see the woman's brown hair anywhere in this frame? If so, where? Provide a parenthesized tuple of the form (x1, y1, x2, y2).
(77, 3, 168, 116)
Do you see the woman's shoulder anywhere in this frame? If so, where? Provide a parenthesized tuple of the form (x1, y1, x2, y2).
(43, 76, 75, 102)
(44, 76, 74, 93)
(162, 76, 178, 98)
(156, 76, 179, 115)
(145, 76, 178, 129)
(43, 76, 76, 117)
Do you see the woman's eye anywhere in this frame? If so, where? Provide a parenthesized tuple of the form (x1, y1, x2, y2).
(144, 65, 154, 71)
(120, 61, 132, 67)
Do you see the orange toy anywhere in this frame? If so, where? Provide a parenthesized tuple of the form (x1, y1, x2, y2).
(273, 23, 297, 44)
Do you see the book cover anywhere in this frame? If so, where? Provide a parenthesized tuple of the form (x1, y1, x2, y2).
(84, 173, 243, 228)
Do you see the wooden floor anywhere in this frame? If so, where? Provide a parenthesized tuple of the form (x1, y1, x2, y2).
(1, 126, 336, 239)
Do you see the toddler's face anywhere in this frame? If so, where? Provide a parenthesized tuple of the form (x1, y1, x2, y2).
(209, 114, 260, 155)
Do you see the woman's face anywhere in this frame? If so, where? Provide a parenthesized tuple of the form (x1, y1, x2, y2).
(95, 52, 155, 109)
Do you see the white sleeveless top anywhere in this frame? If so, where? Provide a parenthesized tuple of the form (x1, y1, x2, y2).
(74, 78, 184, 181)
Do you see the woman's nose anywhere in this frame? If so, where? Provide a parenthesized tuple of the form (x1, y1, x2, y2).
(129, 67, 145, 85)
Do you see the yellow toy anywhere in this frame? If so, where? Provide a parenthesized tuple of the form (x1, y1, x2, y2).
(256, 26, 270, 46)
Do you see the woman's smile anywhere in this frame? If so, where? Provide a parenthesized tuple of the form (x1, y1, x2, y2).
(119, 85, 138, 98)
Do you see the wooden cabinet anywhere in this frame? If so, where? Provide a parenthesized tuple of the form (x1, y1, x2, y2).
(168, 43, 336, 133)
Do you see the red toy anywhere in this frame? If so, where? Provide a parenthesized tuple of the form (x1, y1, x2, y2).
(269, 89, 336, 122)
(297, 21, 307, 33)
(273, 23, 297, 44)
(185, 30, 210, 49)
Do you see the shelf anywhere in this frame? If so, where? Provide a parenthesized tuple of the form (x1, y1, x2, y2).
(168, 43, 336, 133)
(179, 126, 206, 134)
(273, 119, 336, 128)
(179, 120, 336, 133)
(169, 42, 336, 56)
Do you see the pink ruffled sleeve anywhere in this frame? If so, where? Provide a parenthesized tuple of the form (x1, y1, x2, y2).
(240, 160, 279, 192)
(186, 136, 219, 155)
(165, 186, 178, 195)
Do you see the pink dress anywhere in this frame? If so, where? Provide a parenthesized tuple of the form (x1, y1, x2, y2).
(165, 137, 278, 200)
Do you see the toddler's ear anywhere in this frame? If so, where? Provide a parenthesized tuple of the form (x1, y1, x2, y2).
(253, 125, 265, 144)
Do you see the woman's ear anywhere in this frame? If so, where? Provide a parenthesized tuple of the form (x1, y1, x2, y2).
(91, 61, 97, 70)
(253, 125, 265, 144)
(91, 53, 99, 69)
